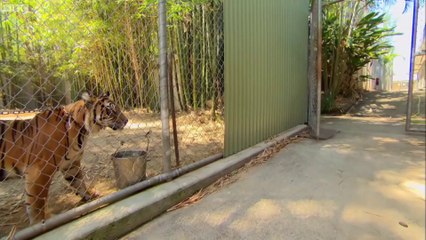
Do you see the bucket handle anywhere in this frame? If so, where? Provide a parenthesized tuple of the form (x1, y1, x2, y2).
(112, 130, 151, 156)
(144, 130, 151, 153)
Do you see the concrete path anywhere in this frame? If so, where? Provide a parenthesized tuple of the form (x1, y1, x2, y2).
(122, 93, 425, 240)
(349, 90, 425, 121)
(349, 91, 408, 118)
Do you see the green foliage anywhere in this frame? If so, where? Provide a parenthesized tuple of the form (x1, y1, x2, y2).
(321, 0, 396, 106)
(0, 0, 224, 114)
(347, 12, 395, 74)
(1, 0, 88, 108)
(321, 91, 336, 113)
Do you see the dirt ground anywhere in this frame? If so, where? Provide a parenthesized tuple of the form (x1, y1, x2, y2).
(0, 110, 224, 237)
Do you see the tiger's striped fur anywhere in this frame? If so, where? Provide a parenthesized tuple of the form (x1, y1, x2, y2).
(0, 92, 128, 224)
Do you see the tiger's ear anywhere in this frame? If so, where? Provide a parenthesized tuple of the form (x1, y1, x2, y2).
(82, 92, 91, 101)
(82, 92, 95, 108)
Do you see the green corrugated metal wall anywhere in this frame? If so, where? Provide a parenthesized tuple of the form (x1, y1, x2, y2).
(224, 0, 309, 156)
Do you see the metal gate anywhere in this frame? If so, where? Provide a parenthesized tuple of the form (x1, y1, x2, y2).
(406, 0, 426, 133)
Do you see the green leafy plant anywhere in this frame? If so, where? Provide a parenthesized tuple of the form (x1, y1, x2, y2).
(321, 0, 396, 110)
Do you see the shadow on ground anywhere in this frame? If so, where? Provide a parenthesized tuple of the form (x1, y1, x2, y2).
(349, 90, 425, 124)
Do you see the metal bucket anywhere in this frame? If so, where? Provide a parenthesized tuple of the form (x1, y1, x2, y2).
(111, 150, 147, 189)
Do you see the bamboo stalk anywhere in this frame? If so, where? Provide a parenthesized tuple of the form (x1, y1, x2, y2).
(176, 23, 190, 111)
(201, 4, 207, 109)
(192, 7, 198, 111)
(169, 26, 184, 110)
(124, 3, 143, 109)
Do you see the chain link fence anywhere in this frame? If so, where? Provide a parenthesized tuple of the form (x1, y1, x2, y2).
(0, 0, 224, 236)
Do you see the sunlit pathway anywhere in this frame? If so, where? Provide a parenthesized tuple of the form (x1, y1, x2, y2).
(122, 94, 425, 239)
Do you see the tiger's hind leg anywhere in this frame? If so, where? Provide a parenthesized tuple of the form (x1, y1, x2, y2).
(24, 163, 55, 225)
(61, 160, 99, 201)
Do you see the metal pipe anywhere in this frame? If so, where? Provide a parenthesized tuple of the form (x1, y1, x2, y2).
(168, 53, 180, 166)
(12, 153, 223, 240)
(159, 0, 172, 172)
(406, 0, 419, 132)
(406, 128, 426, 134)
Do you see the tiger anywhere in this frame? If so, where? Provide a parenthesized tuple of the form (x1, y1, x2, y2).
(0, 92, 128, 224)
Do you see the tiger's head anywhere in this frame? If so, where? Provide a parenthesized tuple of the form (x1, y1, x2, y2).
(82, 92, 128, 131)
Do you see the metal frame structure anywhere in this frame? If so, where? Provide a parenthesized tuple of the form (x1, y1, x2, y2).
(406, 0, 425, 133)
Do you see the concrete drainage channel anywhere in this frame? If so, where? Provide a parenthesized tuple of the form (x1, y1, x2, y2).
(15, 125, 307, 240)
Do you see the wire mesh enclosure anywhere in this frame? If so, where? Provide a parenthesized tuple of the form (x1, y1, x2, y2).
(0, 0, 224, 236)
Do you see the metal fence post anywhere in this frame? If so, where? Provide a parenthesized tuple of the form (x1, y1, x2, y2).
(316, 0, 322, 136)
(308, 0, 322, 139)
(405, 0, 419, 132)
(159, 0, 172, 172)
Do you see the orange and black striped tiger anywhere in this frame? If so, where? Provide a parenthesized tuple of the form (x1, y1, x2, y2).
(0, 92, 128, 224)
